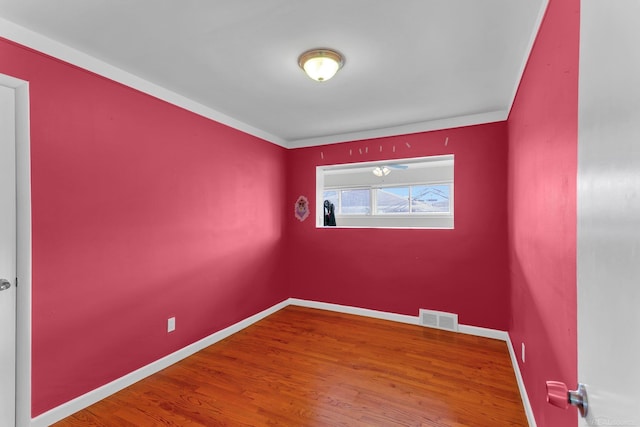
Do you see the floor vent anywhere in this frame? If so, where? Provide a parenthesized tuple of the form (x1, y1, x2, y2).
(419, 309, 459, 332)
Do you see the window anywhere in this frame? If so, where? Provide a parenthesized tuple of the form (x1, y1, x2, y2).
(341, 189, 371, 214)
(317, 155, 454, 228)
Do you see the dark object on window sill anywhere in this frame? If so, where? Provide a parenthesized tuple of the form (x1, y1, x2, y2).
(324, 200, 336, 226)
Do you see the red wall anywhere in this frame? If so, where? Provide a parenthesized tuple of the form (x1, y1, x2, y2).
(507, 0, 579, 425)
(286, 123, 510, 330)
(0, 38, 288, 416)
(1, 1, 580, 418)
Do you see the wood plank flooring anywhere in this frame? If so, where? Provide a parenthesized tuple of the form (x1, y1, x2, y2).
(53, 306, 528, 426)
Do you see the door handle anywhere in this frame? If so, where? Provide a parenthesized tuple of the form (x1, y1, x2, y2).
(0, 278, 11, 291)
(546, 381, 589, 418)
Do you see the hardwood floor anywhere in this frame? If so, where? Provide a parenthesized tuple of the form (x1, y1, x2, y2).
(53, 306, 528, 426)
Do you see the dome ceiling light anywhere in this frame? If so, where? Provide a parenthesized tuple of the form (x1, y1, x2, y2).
(298, 48, 344, 82)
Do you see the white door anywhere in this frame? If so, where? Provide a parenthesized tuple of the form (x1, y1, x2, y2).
(0, 84, 17, 425)
(577, 0, 640, 426)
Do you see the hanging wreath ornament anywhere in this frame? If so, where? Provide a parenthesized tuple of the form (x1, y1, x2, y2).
(294, 195, 310, 222)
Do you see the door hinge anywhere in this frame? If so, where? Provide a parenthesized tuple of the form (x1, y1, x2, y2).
(15, 277, 18, 287)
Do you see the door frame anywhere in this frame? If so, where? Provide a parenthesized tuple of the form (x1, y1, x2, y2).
(0, 73, 32, 427)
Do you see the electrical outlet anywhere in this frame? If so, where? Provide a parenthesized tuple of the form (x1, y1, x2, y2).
(521, 342, 525, 363)
(167, 317, 176, 333)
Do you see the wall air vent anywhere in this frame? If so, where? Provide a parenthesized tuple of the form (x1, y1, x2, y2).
(419, 309, 459, 332)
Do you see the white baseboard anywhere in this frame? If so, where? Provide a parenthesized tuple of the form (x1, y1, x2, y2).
(288, 298, 419, 325)
(290, 298, 507, 339)
(458, 324, 508, 340)
(31, 298, 535, 427)
(31, 299, 290, 427)
(290, 298, 535, 426)
(506, 336, 537, 427)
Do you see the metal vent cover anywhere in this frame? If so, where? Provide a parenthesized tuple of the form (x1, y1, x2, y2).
(419, 309, 459, 332)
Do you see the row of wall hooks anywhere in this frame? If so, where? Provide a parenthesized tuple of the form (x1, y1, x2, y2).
(318, 136, 450, 161)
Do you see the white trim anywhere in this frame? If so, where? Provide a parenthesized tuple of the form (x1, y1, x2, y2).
(458, 324, 509, 341)
(288, 110, 507, 149)
(31, 299, 290, 427)
(0, 18, 509, 149)
(289, 299, 510, 340)
(506, 337, 537, 426)
(506, 0, 550, 116)
(317, 155, 455, 229)
(0, 73, 32, 427)
(15, 81, 31, 427)
(288, 298, 419, 325)
(289, 298, 535, 426)
(30, 297, 536, 426)
(0, 17, 288, 149)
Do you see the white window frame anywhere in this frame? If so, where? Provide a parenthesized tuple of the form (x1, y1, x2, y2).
(317, 155, 454, 229)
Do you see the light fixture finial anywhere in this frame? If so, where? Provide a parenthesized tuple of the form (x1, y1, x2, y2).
(298, 48, 344, 82)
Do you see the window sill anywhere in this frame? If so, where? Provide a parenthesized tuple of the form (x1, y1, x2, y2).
(317, 215, 454, 229)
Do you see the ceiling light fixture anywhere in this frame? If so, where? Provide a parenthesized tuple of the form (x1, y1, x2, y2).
(372, 166, 391, 177)
(298, 48, 344, 82)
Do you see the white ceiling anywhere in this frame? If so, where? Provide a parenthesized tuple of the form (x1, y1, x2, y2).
(0, 0, 547, 148)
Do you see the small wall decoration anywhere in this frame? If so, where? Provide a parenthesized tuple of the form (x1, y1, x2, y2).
(295, 195, 310, 222)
